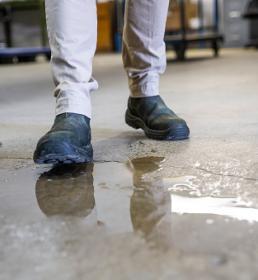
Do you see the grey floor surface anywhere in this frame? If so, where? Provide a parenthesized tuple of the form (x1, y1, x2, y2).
(0, 49, 258, 280)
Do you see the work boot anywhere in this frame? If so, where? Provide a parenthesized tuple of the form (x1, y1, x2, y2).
(33, 113, 93, 164)
(125, 96, 190, 140)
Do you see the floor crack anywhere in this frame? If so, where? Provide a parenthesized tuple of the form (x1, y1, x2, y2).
(169, 165, 258, 182)
(196, 166, 258, 182)
(94, 160, 122, 163)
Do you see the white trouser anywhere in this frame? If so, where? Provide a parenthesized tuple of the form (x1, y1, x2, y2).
(45, 0, 169, 118)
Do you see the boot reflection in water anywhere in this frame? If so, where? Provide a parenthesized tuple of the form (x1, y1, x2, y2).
(36, 164, 95, 218)
(129, 157, 172, 248)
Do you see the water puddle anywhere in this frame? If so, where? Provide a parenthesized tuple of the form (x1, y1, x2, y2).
(1, 156, 257, 230)
(31, 157, 258, 228)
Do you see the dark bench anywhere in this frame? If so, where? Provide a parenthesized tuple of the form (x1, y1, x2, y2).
(0, 0, 50, 63)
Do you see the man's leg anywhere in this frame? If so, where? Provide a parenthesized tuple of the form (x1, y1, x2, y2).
(34, 0, 98, 164)
(123, 0, 190, 140)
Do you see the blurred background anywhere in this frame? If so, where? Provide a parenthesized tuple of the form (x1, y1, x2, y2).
(0, 0, 258, 63)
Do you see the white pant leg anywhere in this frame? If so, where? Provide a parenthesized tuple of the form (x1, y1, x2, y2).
(45, 0, 98, 118)
(122, 0, 169, 98)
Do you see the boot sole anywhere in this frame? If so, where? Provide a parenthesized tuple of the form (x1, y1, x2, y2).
(34, 145, 93, 165)
(125, 110, 190, 141)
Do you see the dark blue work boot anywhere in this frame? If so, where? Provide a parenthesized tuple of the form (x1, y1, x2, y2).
(125, 96, 190, 141)
(33, 113, 93, 164)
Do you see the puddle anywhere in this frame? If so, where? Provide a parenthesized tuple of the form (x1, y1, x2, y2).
(1, 156, 258, 279)
(1, 156, 258, 232)
(164, 176, 258, 223)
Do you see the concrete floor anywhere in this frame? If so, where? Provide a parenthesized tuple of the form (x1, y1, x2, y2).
(0, 49, 258, 279)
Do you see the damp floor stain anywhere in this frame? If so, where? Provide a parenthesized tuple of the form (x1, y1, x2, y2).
(1, 157, 258, 279)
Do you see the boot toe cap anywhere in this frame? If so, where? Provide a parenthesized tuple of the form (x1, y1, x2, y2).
(33, 132, 92, 164)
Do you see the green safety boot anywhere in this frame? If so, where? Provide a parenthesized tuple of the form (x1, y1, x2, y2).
(33, 113, 93, 164)
(125, 96, 190, 140)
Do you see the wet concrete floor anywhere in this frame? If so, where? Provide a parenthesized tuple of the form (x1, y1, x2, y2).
(1, 50, 258, 279)
(1, 154, 258, 280)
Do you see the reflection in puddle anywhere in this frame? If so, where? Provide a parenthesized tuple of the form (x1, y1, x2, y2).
(34, 155, 258, 242)
(129, 157, 172, 246)
(36, 164, 95, 218)
(35, 157, 172, 247)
